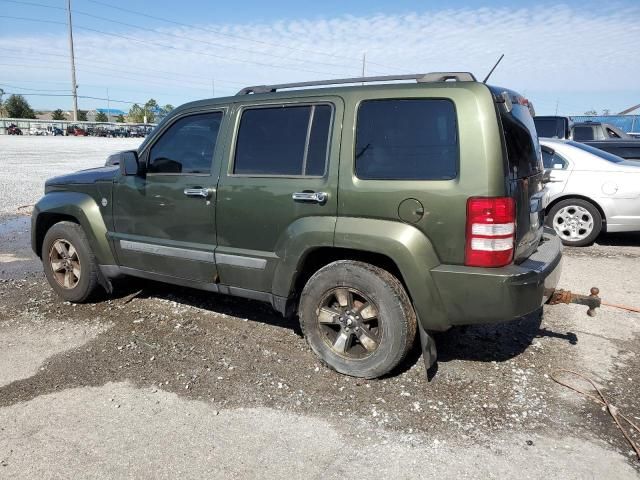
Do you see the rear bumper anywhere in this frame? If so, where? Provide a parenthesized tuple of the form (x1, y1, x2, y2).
(431, 228, 562, 326)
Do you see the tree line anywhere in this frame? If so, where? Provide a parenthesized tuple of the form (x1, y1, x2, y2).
(0, 93, 173, 123)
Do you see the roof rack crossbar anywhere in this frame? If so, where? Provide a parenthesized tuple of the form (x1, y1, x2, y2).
(236, 72, 476, 95)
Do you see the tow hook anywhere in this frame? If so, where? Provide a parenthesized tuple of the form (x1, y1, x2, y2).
(547, 287, 601, 317)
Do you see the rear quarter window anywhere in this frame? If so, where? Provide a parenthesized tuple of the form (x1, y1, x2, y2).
(499, 104, 543, 178)
(355, 99, 458, 180)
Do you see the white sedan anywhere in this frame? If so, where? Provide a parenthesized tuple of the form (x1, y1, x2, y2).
(541, 139, 640, 246)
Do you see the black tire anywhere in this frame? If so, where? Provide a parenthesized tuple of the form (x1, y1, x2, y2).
(42, 221, 99, 302)
(299, 260, 417, 379)
(546, 198, 602, 247)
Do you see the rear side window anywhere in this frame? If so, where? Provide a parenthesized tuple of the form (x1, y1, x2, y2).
(573, 126, 594, 141)
(148, 112, 222, 174)
(606, 127, 621, 138)
(499, 104, 543, 178)
(234, 104, 332, 176)
(355, 99, 458, 180)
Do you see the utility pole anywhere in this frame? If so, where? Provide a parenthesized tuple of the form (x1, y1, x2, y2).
(106, 88, 110, 122)
(361, 52, 366, 78)
(555, 99, 559, 115)
(67, 0, 78, 121)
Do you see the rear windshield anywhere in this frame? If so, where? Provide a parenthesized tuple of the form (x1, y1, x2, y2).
(573, 126, 595, 141)
(499, 104, 543, 178)
(568, 140, 624, 163)
(533, 118, 567, 138)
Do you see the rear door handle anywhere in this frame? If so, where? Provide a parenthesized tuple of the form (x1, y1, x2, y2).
(292, 191, 328, 204)
(184, 187, 213, 198)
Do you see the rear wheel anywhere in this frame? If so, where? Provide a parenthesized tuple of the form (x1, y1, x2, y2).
(42, 221, 99, 302)
(299, 260, 416, 378)
(546, 198, 602, 247)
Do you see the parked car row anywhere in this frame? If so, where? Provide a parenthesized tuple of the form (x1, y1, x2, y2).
(3, 124, 154, 137)
(533, 116, 640, 161)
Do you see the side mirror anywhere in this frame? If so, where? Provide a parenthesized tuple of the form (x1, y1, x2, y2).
(119, 150, 143, 176)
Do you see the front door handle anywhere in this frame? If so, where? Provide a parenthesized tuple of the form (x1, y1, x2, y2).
(184, 187, 213, 198)
(292, 191, 328, 204)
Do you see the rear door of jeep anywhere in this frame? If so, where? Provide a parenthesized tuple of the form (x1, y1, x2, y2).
(214, 97, 344, 293)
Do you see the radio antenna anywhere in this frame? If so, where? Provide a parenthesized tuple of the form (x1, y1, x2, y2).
(482, 54, 504, 84)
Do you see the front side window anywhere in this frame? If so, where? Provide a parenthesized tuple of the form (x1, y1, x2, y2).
(234, 104, 332, 176)
(148, 112, 222, 174)
(355, 99, 458, 180)
(573, 126, 594, 141)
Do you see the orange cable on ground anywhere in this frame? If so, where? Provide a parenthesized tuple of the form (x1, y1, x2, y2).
(601, 301, 640, 314)
(550, 369, 640, 461)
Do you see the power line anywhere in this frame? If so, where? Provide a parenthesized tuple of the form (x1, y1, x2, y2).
(70, 8, 360, 73)
(0, 14, 354, 77)
(85, 0, 404, 72)
(1, 0, 407, 73)
(3, 50, 248, 86)
(2, 91, 145, 105)
(0, 82, 69, 92)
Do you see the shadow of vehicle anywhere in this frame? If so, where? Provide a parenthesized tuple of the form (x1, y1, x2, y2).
(435, 308, 577, 364)
(596, 231, 640, 247)
(112, 277, 302, 334)
(111, 279, 578, 376)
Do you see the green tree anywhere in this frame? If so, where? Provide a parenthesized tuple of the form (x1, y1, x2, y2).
(115, 114, 125, 123)
(52, 109, 66, 120)
(95, 111, 108, 122)
(143, 98, 159, 123)
(584, 109, 598, 116)
(77, 110, 88, 121)
(5, 94, 36, 119)
(127, 103, 144, 123)
(162, 104, 174, 114)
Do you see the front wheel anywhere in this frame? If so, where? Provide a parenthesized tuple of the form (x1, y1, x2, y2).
(42, 221, 100, 302)
(299, 260, 417, 378)
(546, 198, 602, 247)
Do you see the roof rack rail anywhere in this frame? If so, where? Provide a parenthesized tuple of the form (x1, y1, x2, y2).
(236, 72, 476, 95)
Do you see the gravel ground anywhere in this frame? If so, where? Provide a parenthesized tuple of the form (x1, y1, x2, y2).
(0, 137, 639, 479)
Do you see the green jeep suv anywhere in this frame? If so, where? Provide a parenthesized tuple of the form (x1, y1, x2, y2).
(32, 72, 562, 378)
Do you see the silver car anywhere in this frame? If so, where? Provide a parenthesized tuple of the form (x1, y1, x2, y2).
(541, 139, 640, 246)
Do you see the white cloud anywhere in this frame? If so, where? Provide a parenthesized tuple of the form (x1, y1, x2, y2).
(1, 4, 639, 110)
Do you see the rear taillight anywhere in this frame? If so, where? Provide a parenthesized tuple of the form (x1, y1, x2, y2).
(465, 197, 516, 267)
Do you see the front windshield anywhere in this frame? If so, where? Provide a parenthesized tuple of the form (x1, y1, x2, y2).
(567, 141, 624, 163)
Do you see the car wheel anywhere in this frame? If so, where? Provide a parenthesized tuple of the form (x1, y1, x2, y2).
(546, 198, 602, 247)
(42, 221, 99, 302)
(299, 260, 417, 379)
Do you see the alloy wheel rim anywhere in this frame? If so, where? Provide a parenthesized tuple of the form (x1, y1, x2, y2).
(49, 239, 81, 289)
(316, 287, 381, 359)
(553, 205, 594, 242)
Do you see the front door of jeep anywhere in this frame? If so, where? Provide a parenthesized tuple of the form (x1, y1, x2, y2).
(111, 110, 225, 284)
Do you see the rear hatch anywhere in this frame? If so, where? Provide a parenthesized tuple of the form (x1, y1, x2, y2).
(492, 88, 546, 262)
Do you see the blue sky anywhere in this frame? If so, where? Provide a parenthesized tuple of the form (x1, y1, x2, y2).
(1, 0, 639, 115)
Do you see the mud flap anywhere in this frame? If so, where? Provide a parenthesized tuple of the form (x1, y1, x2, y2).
(418, 321, 438, 381)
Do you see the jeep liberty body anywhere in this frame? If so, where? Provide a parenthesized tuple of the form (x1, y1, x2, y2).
(32, 72, 562, 378)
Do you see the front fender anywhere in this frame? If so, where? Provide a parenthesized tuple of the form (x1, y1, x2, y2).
(333, 218, 449, 331)
(32, 192, 116, 265)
